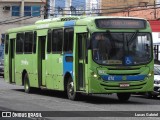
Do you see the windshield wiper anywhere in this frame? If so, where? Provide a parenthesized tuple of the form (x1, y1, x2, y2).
(127, 30, 139, 46)
(126, 30, 139, 54)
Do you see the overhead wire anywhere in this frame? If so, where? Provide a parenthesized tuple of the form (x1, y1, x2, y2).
(0, 14, 43, 25)
(1, 1, 160, 25)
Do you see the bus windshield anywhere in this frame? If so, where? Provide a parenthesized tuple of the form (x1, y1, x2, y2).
(91, 32, 152, 65)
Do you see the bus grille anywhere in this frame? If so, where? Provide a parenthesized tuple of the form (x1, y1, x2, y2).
(100, 81, 147, 90)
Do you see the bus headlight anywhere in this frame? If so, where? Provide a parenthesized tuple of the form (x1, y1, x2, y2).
(93, 74, 98, 78)
(91, 72, 98, 78)
(148, 71, 154, 77)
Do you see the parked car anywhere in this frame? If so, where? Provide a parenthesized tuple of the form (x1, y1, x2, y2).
(0, 44, 4, 78)
(146, 64, 160, 98)
(0, 58, 4, 77)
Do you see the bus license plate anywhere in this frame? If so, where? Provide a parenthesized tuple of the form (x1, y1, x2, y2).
(119, 83, 130, 87)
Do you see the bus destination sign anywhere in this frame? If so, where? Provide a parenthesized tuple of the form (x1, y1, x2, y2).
(95, 19, 146, 29)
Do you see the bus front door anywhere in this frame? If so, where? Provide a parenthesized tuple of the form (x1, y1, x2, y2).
(9, 39, 15, 83)
(38, 36, 46, 87)
(76, 33, 88, 91)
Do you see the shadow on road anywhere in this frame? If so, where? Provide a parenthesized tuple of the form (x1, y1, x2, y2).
(80, 94, 144, 104)
(132, 94, 160, 100)
(11, 88, 151, 105)
(13, 88, 67, 99)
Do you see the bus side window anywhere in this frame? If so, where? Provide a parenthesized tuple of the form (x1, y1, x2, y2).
(64, 28, 74, 53)
(57, 30, 63, 52)
(47, 29, 52, 53)
(16, 33, 24, 54)
(52, 29, 63, 53)
(5, 34, 9, 54)
(33, 31, 37, 53)
(78, 35, 83, 59)
(24, 32, 33, 54)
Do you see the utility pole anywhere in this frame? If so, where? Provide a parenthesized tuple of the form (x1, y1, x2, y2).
(21, 0, 24, 17)
(66, 0, 71, 16)
(127, 8, 130, 17)
(154, 0, 157, 19)
(20, 0, 24, 24)
(44, 1, 48, 19)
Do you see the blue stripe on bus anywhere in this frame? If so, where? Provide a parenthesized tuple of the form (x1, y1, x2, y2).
(64, 21, 75, 27)
(126, 75, 146, 81)
(101, 75, 122, 81)
(63, 54, 73, 78)
(100, 75, 146, 81)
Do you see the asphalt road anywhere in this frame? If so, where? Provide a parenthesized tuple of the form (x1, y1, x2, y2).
(0, 77, 160, 120)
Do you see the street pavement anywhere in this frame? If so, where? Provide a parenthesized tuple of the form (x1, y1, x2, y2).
(0, 77, 160, 120)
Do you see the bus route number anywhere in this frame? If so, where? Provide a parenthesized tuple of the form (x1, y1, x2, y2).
(108, 76, 115, 81)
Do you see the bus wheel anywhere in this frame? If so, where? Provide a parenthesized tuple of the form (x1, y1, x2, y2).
(67, 77, 79, 100)
(117, 93, 131, 102)
(145, 92, 153, 99)
(24, 73, 31, 93)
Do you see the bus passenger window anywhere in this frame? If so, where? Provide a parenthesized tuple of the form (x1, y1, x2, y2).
(52, 29, 63, 53)
(16, 33, 24, 53)
(47, 29, 52, 53)
(33, 31, 37, 53)
(64, 28, 74, 53)
(24, 32, 33, 54)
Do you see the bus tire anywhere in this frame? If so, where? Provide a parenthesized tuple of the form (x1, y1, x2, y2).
(117, 93, 131, 102)
(67, 77, 79, 100)
(24, 73, 31, 93)
(145, 92, 152, 99)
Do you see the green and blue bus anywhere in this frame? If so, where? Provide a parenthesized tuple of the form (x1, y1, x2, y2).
(4, 16, 154, 101)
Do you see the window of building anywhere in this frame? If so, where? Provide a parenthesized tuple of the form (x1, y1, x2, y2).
(12, 6, 20, 16)
(24, 32, 33, 53)
(24, 6, 31, 16)
(16, 33, 24, 53)
(24, 6, 41, 17)
(52, 29, 63, 53)
(32, 6, 41, 16)
(64, 28, 74, 52)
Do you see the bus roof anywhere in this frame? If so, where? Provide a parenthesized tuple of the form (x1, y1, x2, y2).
(6, 16, 148, 33)
(35, 16, 147, 24)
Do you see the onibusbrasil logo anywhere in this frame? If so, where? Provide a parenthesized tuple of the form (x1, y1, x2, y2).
(1, 112, 42, 118)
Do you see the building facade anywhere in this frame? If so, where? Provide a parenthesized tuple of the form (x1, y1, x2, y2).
(101, 0, 157, 20)
(0, 0, 46, 43)
(47, 0, 101, 18)
(101, 0, 155, 14)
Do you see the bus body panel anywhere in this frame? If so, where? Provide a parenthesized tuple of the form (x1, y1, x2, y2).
(45, 53, 69, 91)
(51, 54, 63, 90)
(63, 53, 73, 81)
(45, 54, 53, 89)
(88, 60, 154, 93)
(4, 35, 9, 83)
(15, 54, 38, 87)
(4, 52, 9, 82)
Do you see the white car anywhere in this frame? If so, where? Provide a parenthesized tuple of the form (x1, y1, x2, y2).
(146, 64, 160, 98)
